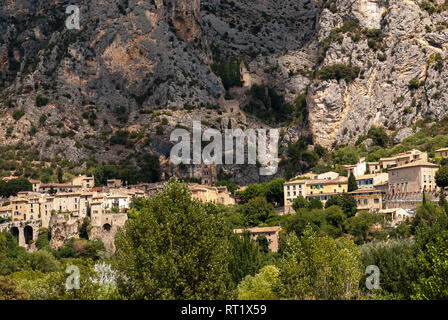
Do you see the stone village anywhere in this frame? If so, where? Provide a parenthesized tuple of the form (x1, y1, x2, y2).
(0, 147, 447, 255)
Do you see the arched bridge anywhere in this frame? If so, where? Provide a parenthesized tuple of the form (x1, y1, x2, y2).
(0, 219, 41, 247)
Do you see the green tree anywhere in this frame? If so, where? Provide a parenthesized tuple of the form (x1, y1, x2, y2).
(308, 198, 323, 210)
(78, 218, 91, 240)
(439, 190, 448, 212)
(136, 153, 161, 183)
(57, 167, 63, 183)
(348, 172, 358, 192)
(264, 178, 285, 205)
(228, 232, 263, 286)
(361, 239, 417, 298)
(256, 235, 269, 253)
(214, 180, 239, 194)
(332, 146, 360, 165)
(35, 95, 49, 107)
(285, 208, 327, 236)
(317, 64, 360, 82)
(324, 205, 348, 238)
(0, 276, 29, 300)
(368, 126, 390, 147)
(413, 202, 447, 230)
(347, 212, 387, 244)
(35, 229, 51, 251)
(18, 250, 59, 273)
(281, 139, 319, 179)
(292, 196, 308, 212)
(277, 226, 362, 299)
(325, 193, 357, 218)
(0, 178, 32, 198)
(236, 184, 265, 204)
(26, 259, 122, 300)
(211, 60, 242, 90)
(237, 265, 279, 300)
(239, 197, 276, 227)
(114, 178, 234, 299)
(412, 231, 448, 299)
(436, 165, 448, 191)
(388, 220, 412, 239)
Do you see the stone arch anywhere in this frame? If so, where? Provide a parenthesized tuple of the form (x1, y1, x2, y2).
(103, 223, 111, 232)
(11, 226, 19, 242)
(24, 225, 33, 245)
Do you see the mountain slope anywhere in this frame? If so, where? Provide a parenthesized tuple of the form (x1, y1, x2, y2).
(1, 0, 448, 183)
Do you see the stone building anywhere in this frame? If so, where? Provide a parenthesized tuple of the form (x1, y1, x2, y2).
(345, 158, 367, 177)
(10, 192, 41, 222)
(317, 171, 339, 180)
(283, 179, 308, 214)
(349, 189, 385, 212)
(233, 226, 282, 252)
(367, 162, 382, 174)
(355, 173, 388, 190)
(283, 174, 348, 212)
(388, 161, 440, 194)
(239, 61, 264, 89)
(306, 177, 348, 196)
(90, 207, 128, 253)
(218, 96, 247, 122)
(39, 183, 83, 194)
(0, 204, 12, 220)
(435, 147, 448, 158)
(189, 184, 219, 203)
(71, 175, 95, 189)
(216, 186, 235, 205)
(378, 208, 413, 226)
(383, 191, 439, 210)
(394, 150, 428, 167)
(0, 220, 40, 250)
(107, 179, 123, 188)
(201, 163, 217, 185)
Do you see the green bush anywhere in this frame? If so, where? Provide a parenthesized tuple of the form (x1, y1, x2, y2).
(318, 64, 360, 82)
(368, 125, 390, 147)
(35, 95, 49, 107)
(408, 77, 421, 90)
(39, 114, 47, 126)
(211, 59, 242, 90)
(12, 110, 25, 121)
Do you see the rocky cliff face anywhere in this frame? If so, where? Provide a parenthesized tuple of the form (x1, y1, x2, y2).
(304, 0, 448, 148)
(49, 214, 79, 249)
(1, 0, 448, 181)
(0, 0, 223, 162)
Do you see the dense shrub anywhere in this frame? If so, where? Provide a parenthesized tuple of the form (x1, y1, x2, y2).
(35, 95, 49, 107)
(12, 110, 25, 121)
(317, 64, 360, 82)
(211, 59, 242, 90)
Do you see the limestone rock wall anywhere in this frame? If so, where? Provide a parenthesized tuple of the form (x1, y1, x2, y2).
(306, 0, 448, 147)
(49, 214, 79, 249)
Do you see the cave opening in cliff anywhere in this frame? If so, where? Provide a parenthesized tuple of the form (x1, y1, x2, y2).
(24, 225, 33, 245)
(11, 227, 19, 242)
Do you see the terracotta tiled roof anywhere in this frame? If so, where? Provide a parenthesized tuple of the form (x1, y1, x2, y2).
(388, 160, 439, 170)
(234, 226, 282, 234)
(307, 177, 348, 185)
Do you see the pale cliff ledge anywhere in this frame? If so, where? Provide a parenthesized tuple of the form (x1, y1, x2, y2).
(351, 0, 388, 29)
